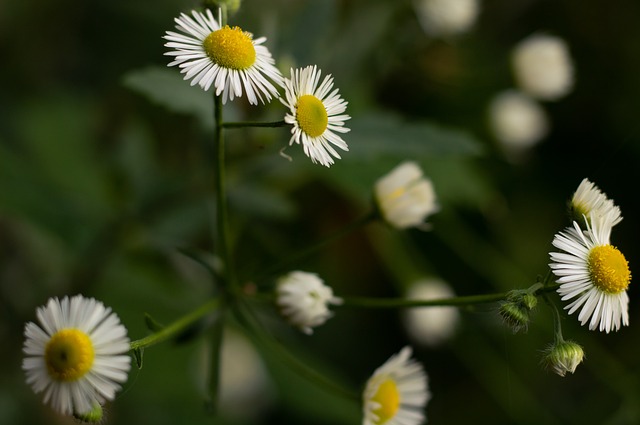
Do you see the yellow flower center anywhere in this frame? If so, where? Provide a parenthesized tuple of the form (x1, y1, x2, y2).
(371, 379, 400, 424)
(203, 26, 256, 70)
(45, 329, 95, 382)
(588, 245, 631, 294)
(296, 95, 328, 137)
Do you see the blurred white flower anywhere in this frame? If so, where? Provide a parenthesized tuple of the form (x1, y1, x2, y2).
(571, 178, 622, 227)
(403, 279, 459, 347)
(276, 271, 343, 334)
(511, 34, 574, 101)
(193, 328, 272, 419)
(414, 0, 479, 37)
(374, 161, 438, 230)
(489, 90, 549, 152)
(219, 330, 272, 417)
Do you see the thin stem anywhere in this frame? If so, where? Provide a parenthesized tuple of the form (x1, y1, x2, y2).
(542, 291, 565, 342)
(255, 210, 377, 283)
(130, 298, 221, 351)
(222, 120, 287, 129)
(340, 293, 509, 308)
(214, 94, 236, 288)
(339, 282, 561, 309)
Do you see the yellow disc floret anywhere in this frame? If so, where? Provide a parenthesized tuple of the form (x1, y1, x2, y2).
(45, 329, 95, 382)
(588, 245, 631, 294)
(371, 379, 400, 424)
(296, 95, 328, 137)
(203, 26, 256, 70)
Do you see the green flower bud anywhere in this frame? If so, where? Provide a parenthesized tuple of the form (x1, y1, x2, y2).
(499, 301, 530, 333)
(73, 403, 103, 423)
(203, 0, 242, 15)
(541, 340, 585, 377)
(499, 288, 540, 333)
(522, 293, 538, 310)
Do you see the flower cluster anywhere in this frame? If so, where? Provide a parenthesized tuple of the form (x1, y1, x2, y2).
(21, 3, 633, 425)
(163, 10, 351, 168)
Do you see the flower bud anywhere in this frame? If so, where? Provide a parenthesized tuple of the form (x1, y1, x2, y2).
(521, 293, 538, 310)
(203, 0, 241, 15)
(541, 340, 585, 377)
(498, 289, 538, 333)
(276, 271, 342, 335)
(499, 301, 530, 333)
(73, 403, 103, 423)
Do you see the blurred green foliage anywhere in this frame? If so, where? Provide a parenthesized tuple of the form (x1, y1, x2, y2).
(2, 0, 640, 424)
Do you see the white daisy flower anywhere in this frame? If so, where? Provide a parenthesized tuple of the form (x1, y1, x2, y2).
(374, 161, 438, 230)
(22, 295, 131, 416)
(281, 65, 351, 167)
(363, 346, 430, 425)
(549, 211, 631, 333)
(403, 279, 459, 347)
(570, 178, 622, 227)
(163, 9, 283, 105)
(511, 34, 574, 101)
(414, 0, 479, 37)
(488, 90, 549, 153)
(276, 271, 343, 335)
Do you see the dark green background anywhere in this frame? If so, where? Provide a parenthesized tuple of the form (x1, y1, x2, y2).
(2, 0, 640, 424)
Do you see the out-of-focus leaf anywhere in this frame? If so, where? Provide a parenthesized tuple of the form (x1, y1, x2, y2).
(254, 335, 360, 425)
(122, 66, 214, 129)
(12, 95, 113, 219)
(290, 111, 493, 209)
(345, 112, 484, 162)
(113, 118, 160, 202)
(229, 183, 297, 221)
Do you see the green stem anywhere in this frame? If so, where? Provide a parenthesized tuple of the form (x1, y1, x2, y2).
(222, 120, 287, 129)
(130, 298, 221, 351)
(339, 283, 560, 309)
(542, 290, 565, 342)
(256, 210, 376, 283)
(214, 95, 236, 288)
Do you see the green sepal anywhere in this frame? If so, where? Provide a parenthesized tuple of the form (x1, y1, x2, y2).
(133, 347, 144, 369)
(144, 313, 165, 332)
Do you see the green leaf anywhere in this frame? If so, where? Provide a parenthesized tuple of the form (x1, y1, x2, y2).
(345, 112, 484, 162)
(122, 66, 213, 129)
(228, 183, 297, 221)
